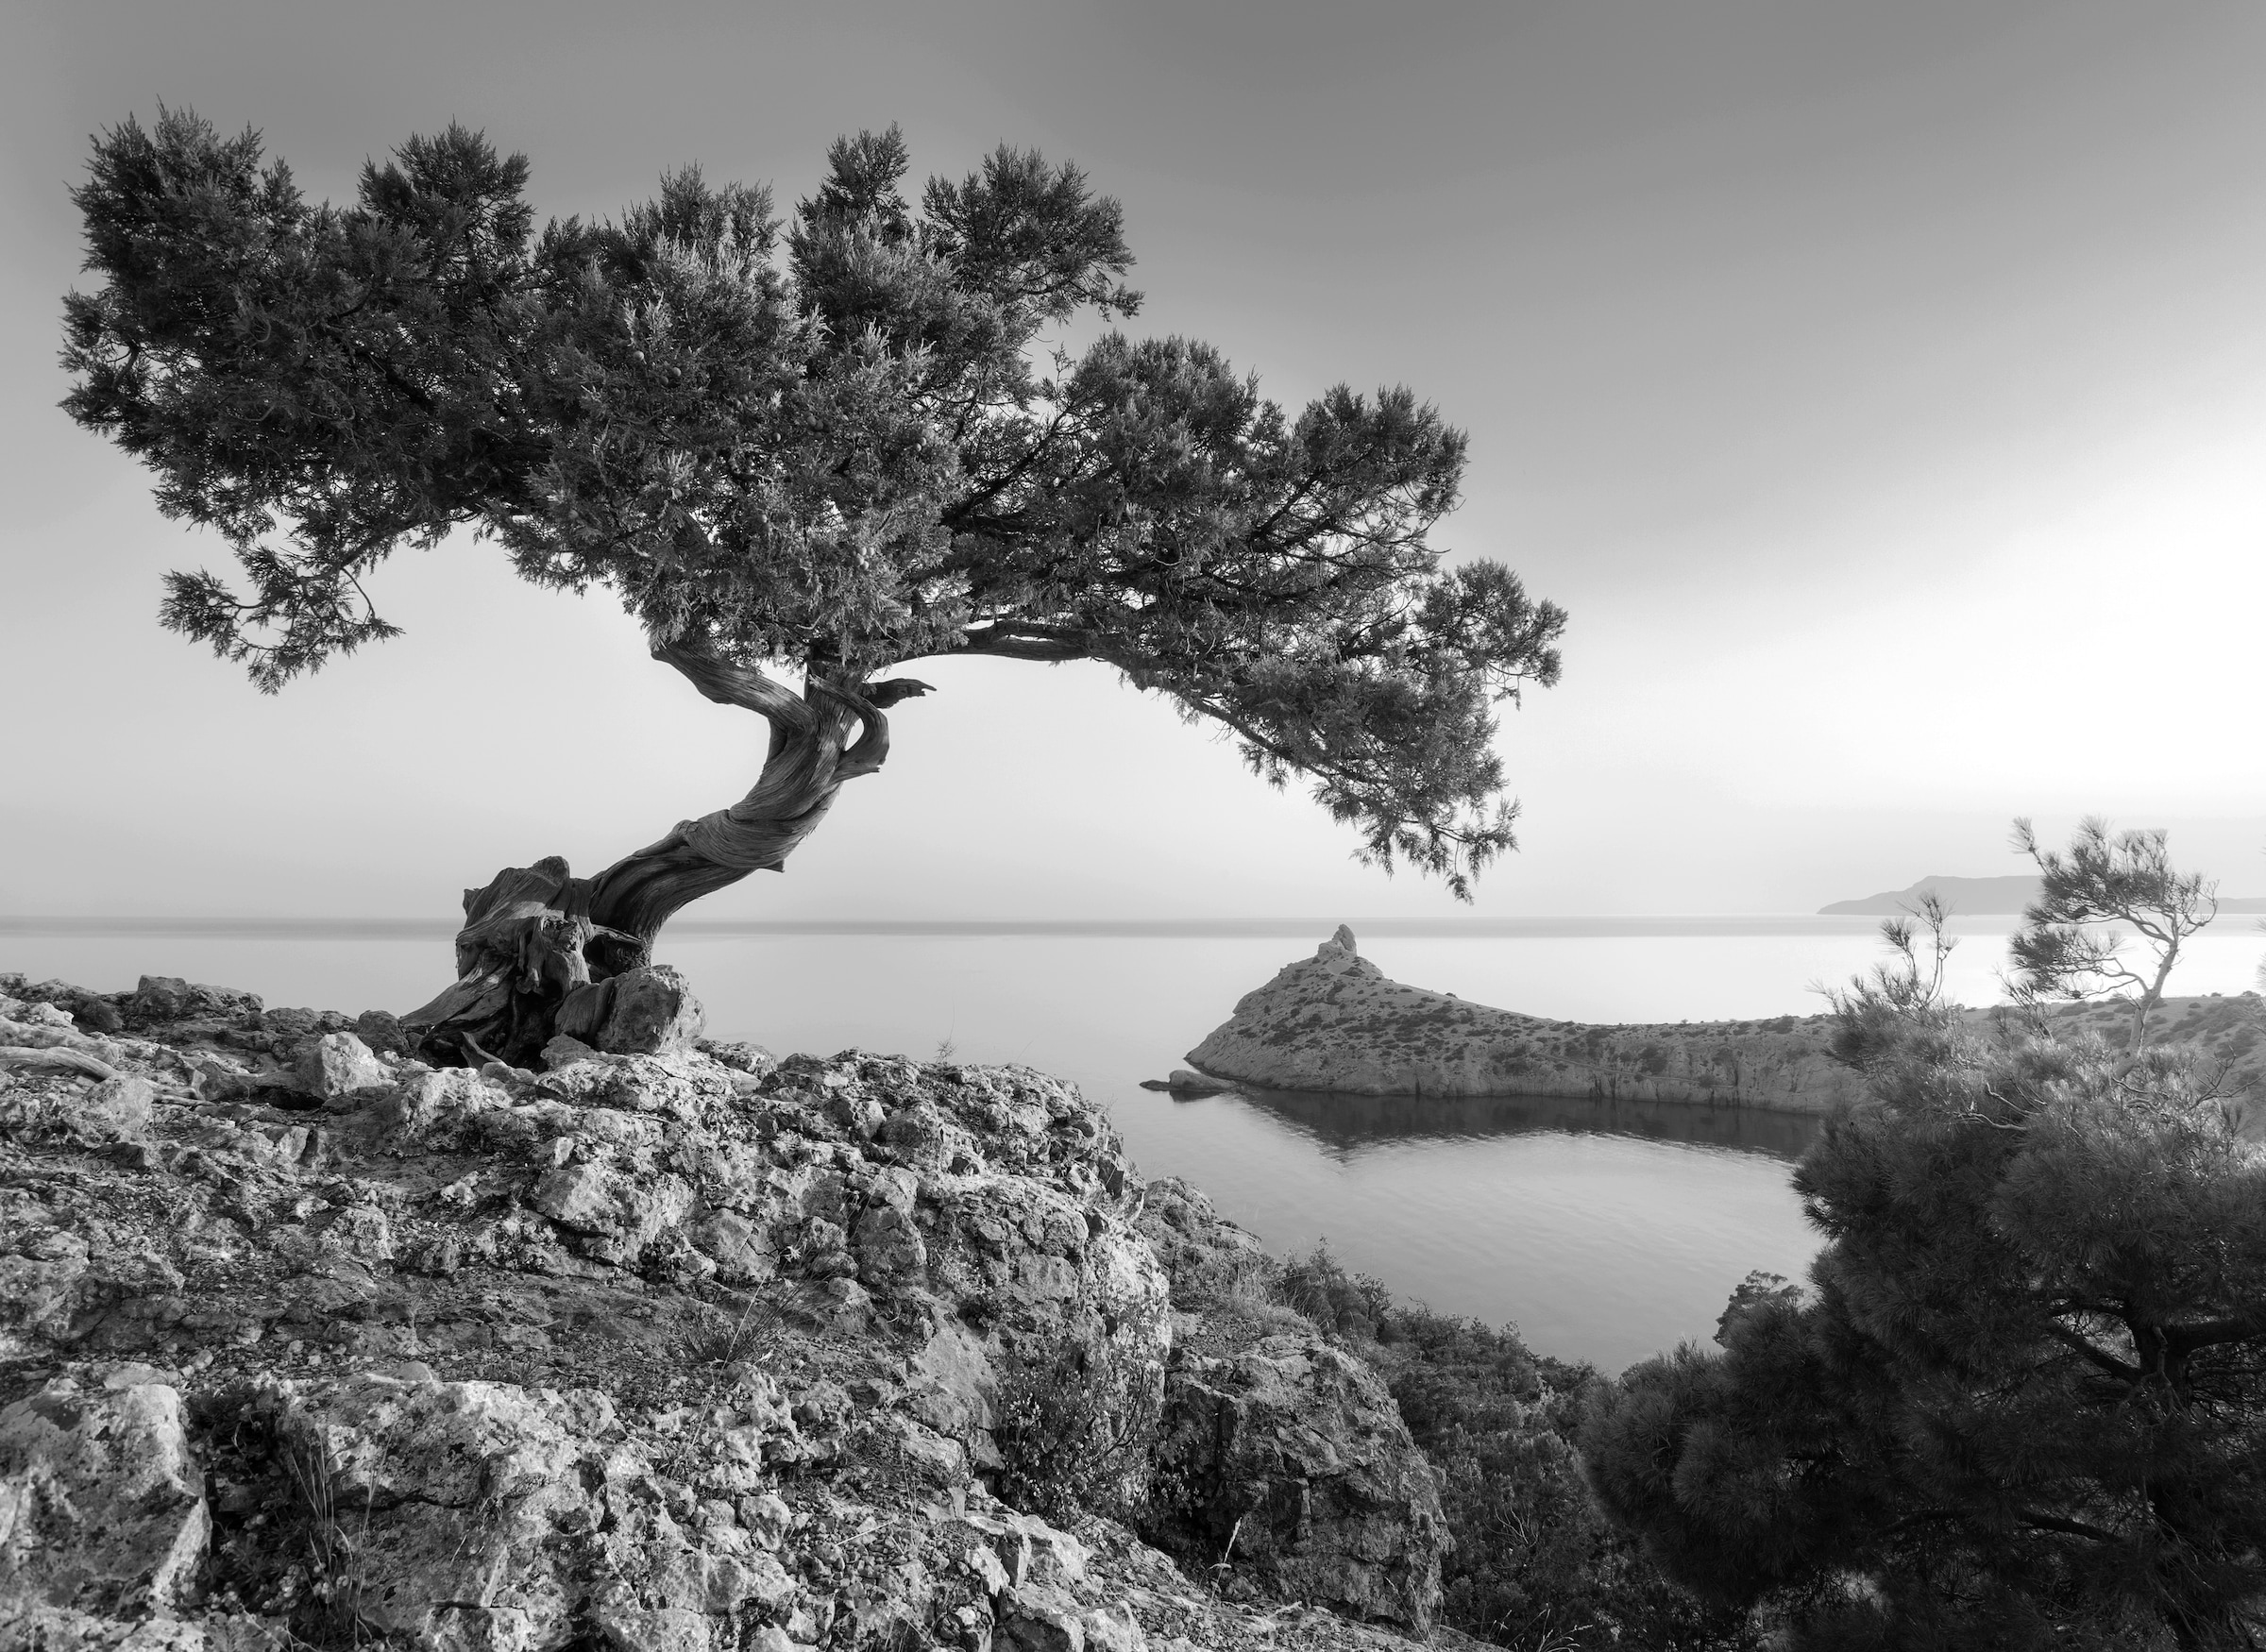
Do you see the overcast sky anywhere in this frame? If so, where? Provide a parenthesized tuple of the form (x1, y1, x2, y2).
(4, 1, 2263, 922)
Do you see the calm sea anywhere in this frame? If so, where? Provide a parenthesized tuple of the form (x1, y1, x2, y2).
(8, 917, 2259, 1371)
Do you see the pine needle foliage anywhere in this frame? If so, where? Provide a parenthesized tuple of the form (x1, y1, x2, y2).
(62, 109, 1564, 895)
(2008, 817, 2219, 1054)
(1581, 928, 2266, 1650)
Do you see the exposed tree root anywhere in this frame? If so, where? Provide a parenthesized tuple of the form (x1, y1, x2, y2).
(404, 645, 928, 1066)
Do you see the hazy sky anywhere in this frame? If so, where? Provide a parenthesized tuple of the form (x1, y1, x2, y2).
(4, 2, 2263, 922)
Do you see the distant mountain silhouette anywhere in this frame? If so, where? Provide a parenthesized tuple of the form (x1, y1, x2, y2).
(1821, 874, 2266, 917)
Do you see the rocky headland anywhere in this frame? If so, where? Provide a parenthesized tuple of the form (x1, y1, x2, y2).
(0, 968, 1461, 1652)
(1184, 928, 1858, 1112)
(1184, 928, 2266, 1122)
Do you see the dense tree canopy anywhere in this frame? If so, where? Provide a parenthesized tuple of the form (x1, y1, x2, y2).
(1581, 922, 2266, 1649)
(62, 110, 1564, 900)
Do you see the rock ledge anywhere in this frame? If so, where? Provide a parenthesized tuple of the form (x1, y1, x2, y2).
(0, 968, 1448, 1652)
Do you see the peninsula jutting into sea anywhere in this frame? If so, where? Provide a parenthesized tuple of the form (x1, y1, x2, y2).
(1820, 873, 2266, 916)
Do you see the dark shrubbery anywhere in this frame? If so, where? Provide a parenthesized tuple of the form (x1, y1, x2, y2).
(1581, 866, 2266, 1650)
(1277, 1245, 1395, 1340)
(1273, 1247, 1754, 1650)
(989, 1330, 1164, 1525)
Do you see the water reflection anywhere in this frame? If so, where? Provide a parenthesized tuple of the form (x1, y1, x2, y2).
(1108, 1079, 1824, 1370)
(1200, 1086, 1821, 1162)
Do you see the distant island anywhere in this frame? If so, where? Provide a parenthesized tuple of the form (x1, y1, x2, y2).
(1820, 873, 2266, 917)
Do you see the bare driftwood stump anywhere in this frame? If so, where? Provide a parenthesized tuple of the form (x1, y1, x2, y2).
(403, 645, 927, 1067)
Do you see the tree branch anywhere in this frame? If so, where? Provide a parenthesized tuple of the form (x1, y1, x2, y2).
(2048, 1322, 2140, 1383)
(2017, 1509, 2122, 1544)
(651, 640, 816, 733)
(2167, 1308, 2266, 1356)
(809, 673, 932, 782)
(955, 624, 1091, 662)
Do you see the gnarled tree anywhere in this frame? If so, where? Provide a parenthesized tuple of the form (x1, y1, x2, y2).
(62, 111, 1564, 1064)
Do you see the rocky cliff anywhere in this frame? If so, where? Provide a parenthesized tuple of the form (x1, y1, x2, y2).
(1183, 928, 2266, 1121)
(0, 969, 1455, 1652)
(1185, 929, 1862, 1112)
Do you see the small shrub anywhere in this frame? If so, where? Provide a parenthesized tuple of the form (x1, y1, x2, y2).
(989, 1329, 1162, 1524)
(1372, 1307, 1755, 1649)
(1277, 1245, 1394, 1340)
(279, 1433, 372, 1647)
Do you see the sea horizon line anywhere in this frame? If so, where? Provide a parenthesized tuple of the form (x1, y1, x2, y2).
(1, 913, 2047, 940)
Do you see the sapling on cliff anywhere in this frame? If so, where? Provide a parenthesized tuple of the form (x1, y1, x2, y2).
(62, 111, 1564, 1064)
(2008, 816, 2218, 1054)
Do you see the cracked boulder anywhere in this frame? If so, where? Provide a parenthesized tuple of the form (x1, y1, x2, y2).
(0, 1374, 211, 1623)
(269, 1372, 798, 1651)
(1149, 1335, 1446, 1630)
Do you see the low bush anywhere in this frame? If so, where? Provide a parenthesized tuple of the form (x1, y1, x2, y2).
(989, 1329, 1164, 1525)
(1277, 1244, 1394, 1340)
(1273, 1251, 1757, 1650)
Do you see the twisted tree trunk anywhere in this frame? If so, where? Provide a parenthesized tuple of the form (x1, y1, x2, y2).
(402, 643, 928, 1066)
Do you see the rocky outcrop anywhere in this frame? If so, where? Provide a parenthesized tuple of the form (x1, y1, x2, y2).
(1136, 1071, 1233, 1097)
(1185, 927, 1862, 1112)
(0, 969, 1448, 1652)
(1150, 1337, 1448, 1630)
(0, 1374, 211, 1636)
(1184, 929, 2266, 1124)
(557, 963, 709, 1057)
(1131, 1185, 1449, 1628)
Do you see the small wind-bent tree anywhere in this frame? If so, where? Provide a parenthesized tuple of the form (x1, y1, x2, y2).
(1821, 891, 1959, 1070)
(61, 110, 1564, 1064)
(2008, 817, 2217, 1054)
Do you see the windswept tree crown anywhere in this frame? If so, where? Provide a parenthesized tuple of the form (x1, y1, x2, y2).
(63, 110, 1564, 894)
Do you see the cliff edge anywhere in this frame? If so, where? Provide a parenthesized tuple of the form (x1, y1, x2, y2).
(0, 969, 1452, 1652)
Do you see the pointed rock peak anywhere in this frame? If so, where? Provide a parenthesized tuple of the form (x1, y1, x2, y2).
(1319, 924, 1358, 959)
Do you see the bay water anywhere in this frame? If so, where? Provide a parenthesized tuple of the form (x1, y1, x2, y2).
(8, 918, 2259, 1371)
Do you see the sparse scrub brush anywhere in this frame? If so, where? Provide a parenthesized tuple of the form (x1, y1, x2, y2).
(989, 1329, 1164, 1524)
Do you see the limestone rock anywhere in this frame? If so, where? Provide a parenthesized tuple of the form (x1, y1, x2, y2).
(0, 1375, 211, 1619)
(0, 970, 1464, 1652)
(353, 1008, 412, 1055)
(1136, 1179, 1265, 1306)
(377, 1065, 510, 1142)
(853, 1203, 927, 1288)
(530, 1159, 694, 1267)
(274, 1374, 798, 1649)
(699, 1038, 779, 1080)
(81, 1075, 156, 1138)
(690, 1210, 778, 1285)
(1151, 1334, 1447, 1630)
(556, 965, 705, 1056)
(0, 1226, 92, 1353)
(293, 1032, 391, 1101)
(127, 975, 262, 1027)
(540, 1033, 606, 1070)
(1184, 927, 1862, 1111)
